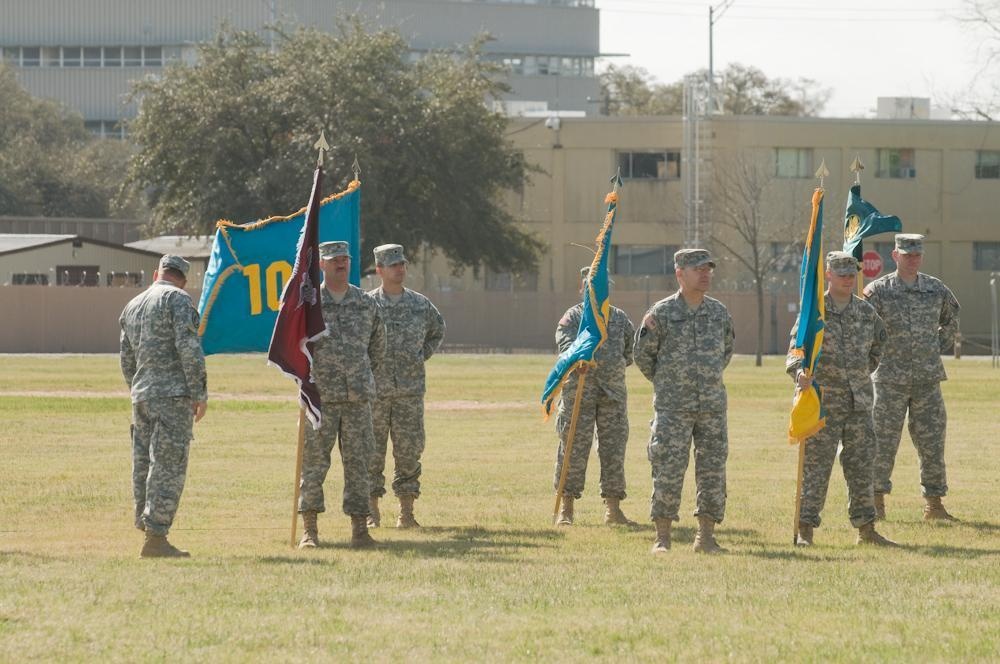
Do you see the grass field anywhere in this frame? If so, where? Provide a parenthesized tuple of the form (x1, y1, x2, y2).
(1, 354, 998, 661)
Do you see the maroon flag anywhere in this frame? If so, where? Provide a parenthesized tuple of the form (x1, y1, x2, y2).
(267, 166, 329, 428)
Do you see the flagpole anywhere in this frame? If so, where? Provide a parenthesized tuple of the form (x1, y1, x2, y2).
(850, 155, 865, 297)
(290, 407, 306, 547)
(793, 434, 805, 545)
(553, 370, 588, 522)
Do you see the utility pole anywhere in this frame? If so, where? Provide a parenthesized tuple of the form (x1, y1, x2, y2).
(708, 0, 735, 114)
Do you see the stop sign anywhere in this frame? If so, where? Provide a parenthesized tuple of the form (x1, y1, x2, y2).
(862, 250, 883, 278)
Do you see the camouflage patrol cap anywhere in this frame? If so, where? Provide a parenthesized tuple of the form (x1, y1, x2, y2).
(894, 233, 924, 254)
(373, 243, 407, 266)
(826, 250, 860, 276)
(319, 240, 350, 259)
(674, 248, 716, 269)
(158, 254, 190, 277)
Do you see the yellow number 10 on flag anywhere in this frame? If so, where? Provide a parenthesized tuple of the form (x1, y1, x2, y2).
(243, 261, 293, 315)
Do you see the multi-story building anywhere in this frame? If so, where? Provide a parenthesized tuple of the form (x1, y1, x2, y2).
(1, 0, 602, 137)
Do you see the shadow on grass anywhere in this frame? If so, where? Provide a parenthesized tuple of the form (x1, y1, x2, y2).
(367, 525, 564, 562)
(0, 550, 60, 564)
(907, 544, 1000, 558)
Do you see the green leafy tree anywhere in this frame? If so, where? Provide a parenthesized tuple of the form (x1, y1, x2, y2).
(0, 64, 133, 217)
(124, 25, 543, 274)
(598, 63, 830, 117)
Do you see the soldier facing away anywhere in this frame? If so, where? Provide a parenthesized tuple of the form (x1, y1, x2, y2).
(634, 249, 735, 554)
(367, 243, 445, 529)
(119, 254, 208, 558)
(552, 266, 637, 527)
(863, 233, 961, 521)
(298, 240, 386, 549)
(786, 251, 897, 547)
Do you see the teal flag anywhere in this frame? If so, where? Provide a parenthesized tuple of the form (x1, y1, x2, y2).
(788, 188, 826, 443)
(197, 181, 361, 355)
(541, 181, 620, 418)
(843, 184, 901, 260)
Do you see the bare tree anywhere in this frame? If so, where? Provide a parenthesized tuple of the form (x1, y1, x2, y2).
(707, 150, 808, 366)
(951, 1, 1000, 120)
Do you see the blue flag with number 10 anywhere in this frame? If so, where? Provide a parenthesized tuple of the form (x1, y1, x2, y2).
(197, 181, 361, 355)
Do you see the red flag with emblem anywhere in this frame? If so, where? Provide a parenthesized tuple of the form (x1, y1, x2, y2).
(267, 166, 329, 429)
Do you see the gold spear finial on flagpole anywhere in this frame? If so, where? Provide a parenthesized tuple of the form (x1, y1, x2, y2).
(850, 154, 864, 185)
(352, 155, 361, 182)
(815, 159, 830, 189)
(314, 131, 330, 167)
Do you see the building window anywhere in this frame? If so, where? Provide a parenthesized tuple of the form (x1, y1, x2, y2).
(775, 148, 812, 178)
(12, 273, 48, 286)
(41, 46, 60, 67)
(974, 242, 1000, 271)
(143, 46, 162, 67)
(975, 151, 1000, 179)
(80, 46, 100, 66)
(103, 46, 121, 67)
(873, 241, 898, 273)
(485, 269, 538, 292)
(162, 46, 183, 63)
(21, 47, 40, 66)
(123, 46, 142, 67)
(62, 46, 81, 67)
(876, 148, 916, 179)
(618, 151, 681, 179)
(2, 47, 18, 65)
(610, 244, 679, 275)
(771, 242, 803, 272)
(84, 120, 125, 139)
(56, 265, 100, 286)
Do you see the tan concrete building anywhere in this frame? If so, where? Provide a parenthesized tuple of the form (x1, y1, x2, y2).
(412, 114, 1000, 346)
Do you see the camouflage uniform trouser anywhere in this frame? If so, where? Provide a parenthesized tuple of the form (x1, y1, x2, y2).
(798, 408, 877, 529)
(131, 397, 193, 536)
(552, 382, 629, 499)
(872, 382, 948, 497)
(299, 400, 373, 516)
(370, 395, 425, 498)
(648, 409, 727, 523)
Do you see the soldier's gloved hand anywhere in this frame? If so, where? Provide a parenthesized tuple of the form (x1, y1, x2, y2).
(795, 371, 811, 391)
(193, 400, 208, 422)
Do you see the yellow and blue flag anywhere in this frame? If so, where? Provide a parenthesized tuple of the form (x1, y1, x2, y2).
(843, 183, 901, 261)
(788, 188, 826, 443)
(541, 179, 621, 418)
(197, 180, 361, 355)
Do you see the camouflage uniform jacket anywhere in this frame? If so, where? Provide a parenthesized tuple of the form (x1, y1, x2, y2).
(368, 287, 445, 398)
(119, 280, 207, 404)
(556, 303, 635, 402)
(863, 272, 960, 384)
(312, 285, 386, 402)
(786, 294, 886, 414)
(634, 292, 735, 412)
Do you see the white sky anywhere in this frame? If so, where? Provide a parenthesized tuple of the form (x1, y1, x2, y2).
(596, 0, 991, 117)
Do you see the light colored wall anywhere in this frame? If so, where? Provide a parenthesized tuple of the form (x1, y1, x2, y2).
(0, 242, 160, 285)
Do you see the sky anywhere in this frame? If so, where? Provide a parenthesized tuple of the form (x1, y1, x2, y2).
(596, 0, 992, 118)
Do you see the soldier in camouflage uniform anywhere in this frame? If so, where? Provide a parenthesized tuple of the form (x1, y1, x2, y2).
(553, 266, 637, 527)
(120, 254, 208, 558)
(298, 241, 386, 549)
(863, 234, 961, 521)
(786, 251, 897, 546)
(634, 249, 734, 555)
(367, 243, 445, 529)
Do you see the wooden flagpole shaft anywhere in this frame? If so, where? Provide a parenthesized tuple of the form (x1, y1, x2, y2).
(290, 407, 306, 548)
(553, 370, 588, 522)
(793, 438, 806, 545)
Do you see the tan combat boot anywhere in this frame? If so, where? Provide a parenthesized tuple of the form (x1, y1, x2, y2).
(923, 496, 958, 522)
(298, 511, 319, 549)
(367, 496, 381, 529)
(604, 497, 638, 527)
(693, 515, 726, 554)
(555, 496, 574, 526)
(874, 492, 886, 520)
(140, 532, 190, 558)
(796, 522, 814, 547)
(397, 494, 420, 529)
(350, 515, 377, 549)
(651, 518, 671, 554)
(856, 521, 898, 546)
